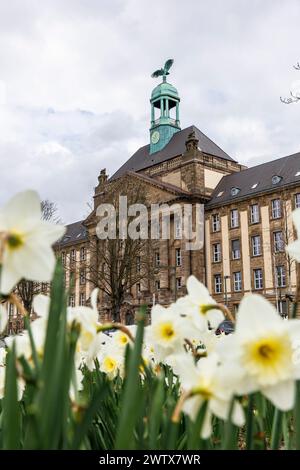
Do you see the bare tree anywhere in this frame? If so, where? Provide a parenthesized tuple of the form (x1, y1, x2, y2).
(281, 62, 300, 104)
(87, 177, 155, 322)
(41, 199, 62, 223)
(16, 200, 61, 313)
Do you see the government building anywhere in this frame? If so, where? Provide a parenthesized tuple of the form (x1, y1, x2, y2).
(54, 65, 300, 323)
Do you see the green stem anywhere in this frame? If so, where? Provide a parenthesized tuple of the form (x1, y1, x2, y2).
(295, 381, 300, 449)
(270, 409, 283, 450)
(223, 398, 237, 450)
(246, 394, 255, 450)
(188, 401, 208, 450)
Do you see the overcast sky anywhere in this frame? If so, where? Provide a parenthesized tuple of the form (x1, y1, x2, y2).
(0, 0, 300, 222)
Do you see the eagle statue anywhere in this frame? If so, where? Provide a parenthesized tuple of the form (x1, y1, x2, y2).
(151, 59, 174, 79)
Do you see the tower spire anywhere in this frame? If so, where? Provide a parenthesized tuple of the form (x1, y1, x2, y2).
(149, 59, 181, 154)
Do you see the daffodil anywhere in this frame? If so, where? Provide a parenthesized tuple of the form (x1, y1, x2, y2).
(98, 347, 124, 379)
(67, 288, 100, 353)
(0, 190, 65, 294)
(0, 363, 25, 400)
(148, 304, 189, 361)
(286, 208, 300, 261)
(170, 353, 244, 438)
(0, 305, 8, 333)
(217, 294, 300, 411)
(176, 276, 224, 331)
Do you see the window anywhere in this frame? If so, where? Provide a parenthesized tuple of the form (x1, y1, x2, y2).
(69, 294, 75, 307)
(213, 243, 221, 262)
(9, 303, 14, 317)
(155, 251, 160, 267)
(175, 218, 182, 239)
(274, 231, 284, 253)
(233, 304, 239, 314)
(212, 214, 220, 232)
(80, 270, 85, 285)
(217, 191, 224, 197)
(137, 256, 141, 273)
(277, 300, 287, 317)
(272, 175, 282, 185)
(80, 246, 86, 261)
(254, 269, 263, 290)
(230, 209, 239, 228)
(276, 266, 286, 288)
(271, 199, 281, 219)
(176, 277, 182, 289)
(252, 235, 261, 256)
(251, 183, 258, 189)
(231, 239, 240, 260)
(231, 187, 240, 196)
(136, 283, 141, 295)
(175, 248, 182, 267)
(155, 280, 160, 291)
(61, 251, 66, 265)
(70, 249, 76, 262)
(69, 271, 75, 285)
(295, 193, 300, 209)
(296, 171, 300, 177)
(250, 204, 260, 224)
(233, 272, 242, 292)
(41, 283, 47, 292)
(79, 293, 85, 306)
(214, 274, 222, 294)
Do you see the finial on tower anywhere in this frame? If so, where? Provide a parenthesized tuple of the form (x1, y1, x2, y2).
(151, 59, 174, 83)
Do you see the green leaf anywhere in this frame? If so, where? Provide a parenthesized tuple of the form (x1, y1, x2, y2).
(115, 305, 146, 449)
(2, 344, 21, 449)
(149, 378, 165, 449)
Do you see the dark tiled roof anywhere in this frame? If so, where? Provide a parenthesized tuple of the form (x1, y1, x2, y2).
(207, 152, 300, 207)
(111, 125, 235, 180)
(55, 220, 88, 247)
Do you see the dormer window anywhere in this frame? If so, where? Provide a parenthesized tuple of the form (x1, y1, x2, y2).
(230, 187, 240, 197)
(272, 175, 282, 185)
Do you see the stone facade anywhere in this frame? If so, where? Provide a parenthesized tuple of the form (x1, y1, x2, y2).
(53, 77, 300, 323)
(206, 187, 300, 316)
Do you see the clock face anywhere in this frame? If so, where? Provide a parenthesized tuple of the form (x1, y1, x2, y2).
(151, 130, 160, 144)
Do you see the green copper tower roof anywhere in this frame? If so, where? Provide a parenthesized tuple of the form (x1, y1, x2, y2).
(151, 80, 179, 101)
(149, 59, 181, 154)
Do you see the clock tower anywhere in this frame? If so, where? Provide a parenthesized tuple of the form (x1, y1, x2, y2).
(150, 59, 181, 154)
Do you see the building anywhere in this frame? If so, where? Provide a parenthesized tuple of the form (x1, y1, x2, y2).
(54, 66, 300, 322)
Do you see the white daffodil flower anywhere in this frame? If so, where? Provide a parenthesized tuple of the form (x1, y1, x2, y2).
(5, 332, 32, 360)
(81, 332, 109, 371)
(0, 363, 25, 400)
(148, 304, 189, 362)
(286, 208, 300, 261)
(217, 294, 300, 411)
(67, 288, 100, 353)
(175, 276, 224, 331)
(0, 347, 6, 366)
(0, 190, 65, 294)
(170, 353, 244, 439)
(69, 367, 84, 402)
(110, 329, 132, 350)
(98, 346, 124, 380)
(0, 304, 8, 333)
